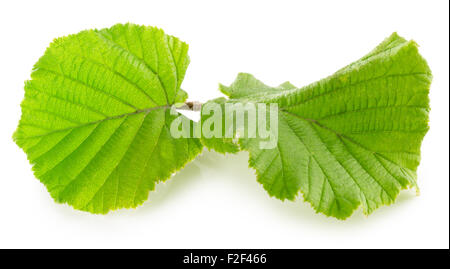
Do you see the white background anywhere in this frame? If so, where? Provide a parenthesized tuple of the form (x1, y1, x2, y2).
(0, 0, 448, 249)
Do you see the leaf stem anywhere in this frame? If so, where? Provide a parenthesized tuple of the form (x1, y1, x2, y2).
(179, 101, 202, 111)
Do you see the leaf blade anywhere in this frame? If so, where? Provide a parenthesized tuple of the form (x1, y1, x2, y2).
(14, 23, 202, 213)
(210, 33, 432, 219)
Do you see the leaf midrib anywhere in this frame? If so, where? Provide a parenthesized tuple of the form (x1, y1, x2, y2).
(282, 109, 415, 184)
(20, 105, 170, 140)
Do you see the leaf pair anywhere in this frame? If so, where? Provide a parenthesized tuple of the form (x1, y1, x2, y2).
(14, 23, 432, 219)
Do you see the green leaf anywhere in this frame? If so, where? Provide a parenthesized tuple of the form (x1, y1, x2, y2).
(13, 23, 202, 213)
(210, 33, 432, 219)
(200, 98, 240, 154)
